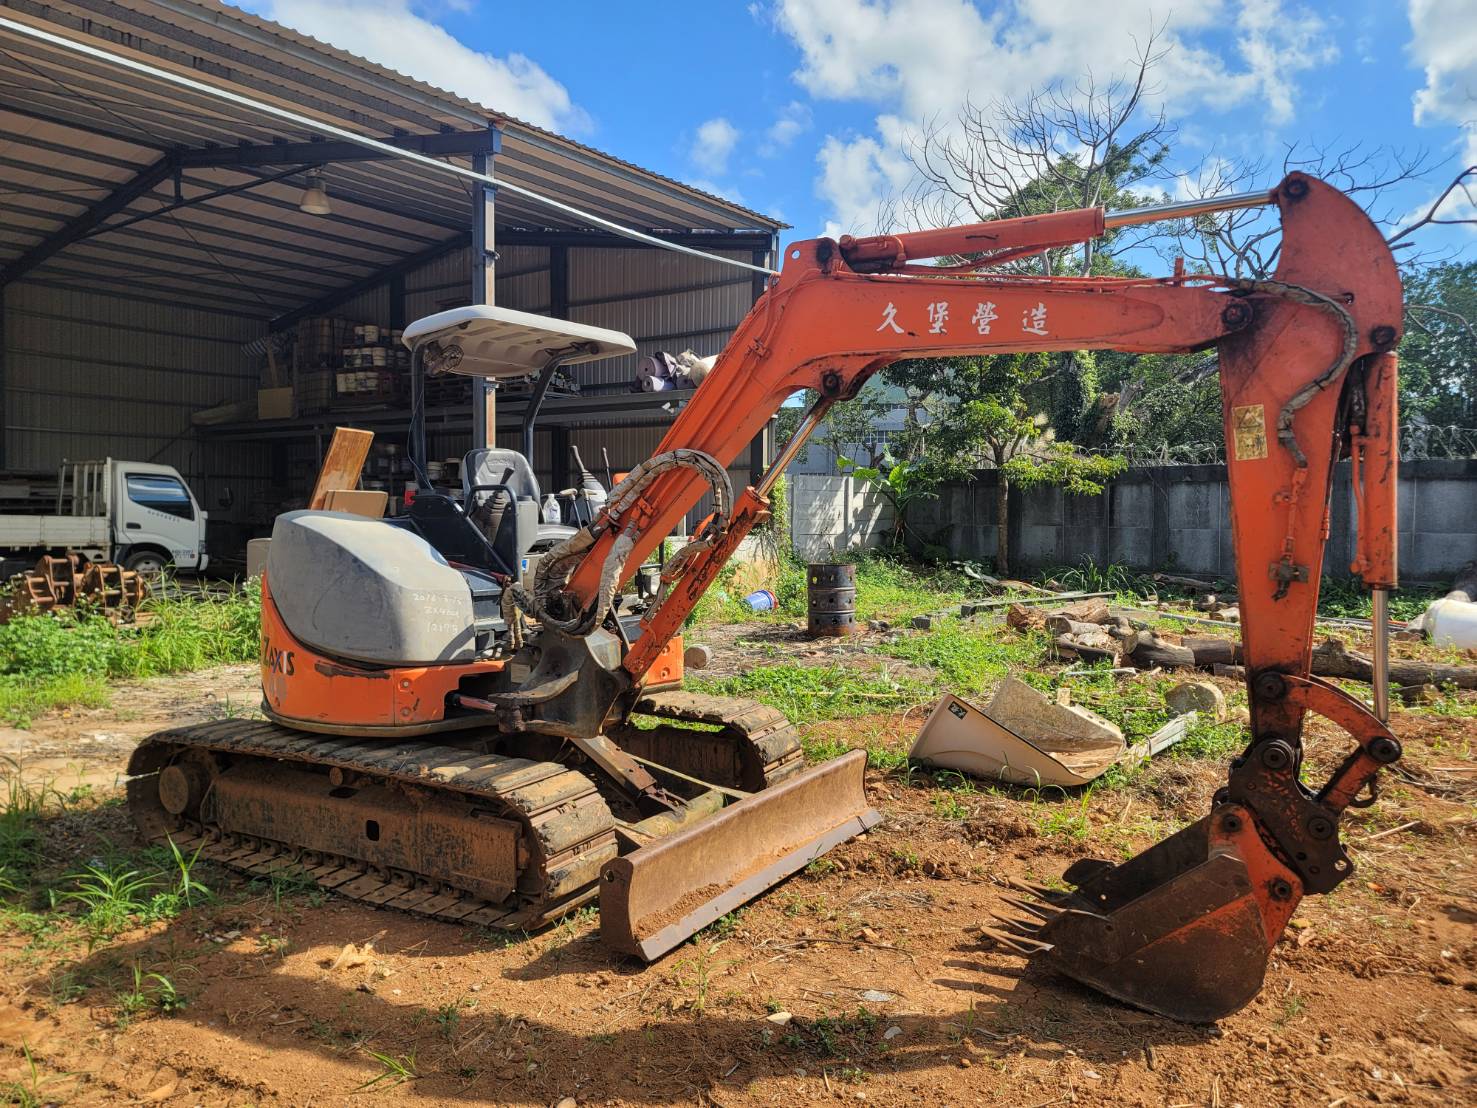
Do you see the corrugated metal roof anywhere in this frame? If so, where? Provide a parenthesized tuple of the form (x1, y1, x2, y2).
(0, 0, 779, 318)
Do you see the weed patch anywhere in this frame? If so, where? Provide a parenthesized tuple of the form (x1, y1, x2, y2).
(0, 578, 260, 725)
(689, 663, 934, 725)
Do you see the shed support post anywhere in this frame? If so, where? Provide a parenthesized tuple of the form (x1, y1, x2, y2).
(0, 284, 6, 470)
(470, 125, 502, 450)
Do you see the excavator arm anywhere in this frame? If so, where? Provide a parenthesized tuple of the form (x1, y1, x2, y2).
(546, 173, 1404, 1020)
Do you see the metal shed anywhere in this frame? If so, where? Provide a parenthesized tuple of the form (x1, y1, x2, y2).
(0, 0, 782, 562)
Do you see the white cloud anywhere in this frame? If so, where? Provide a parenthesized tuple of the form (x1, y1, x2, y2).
(1409, 0, 1477, 129)
(691, 117, 741, 176)
(1404, 0, 1477, 234)
(768, 0, 1339, 232)
(762, 100, 813, 155)
(251, 0, 586, 132)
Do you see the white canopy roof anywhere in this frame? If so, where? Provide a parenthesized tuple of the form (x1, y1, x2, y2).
(401, 304, 637, 378)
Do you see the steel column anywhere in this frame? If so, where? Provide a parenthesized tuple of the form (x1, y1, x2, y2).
(470, 125, 502, 450)
(0, 283, 6, 469)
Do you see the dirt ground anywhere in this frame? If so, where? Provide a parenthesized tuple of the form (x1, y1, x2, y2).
(1, 645, 1475, 1106)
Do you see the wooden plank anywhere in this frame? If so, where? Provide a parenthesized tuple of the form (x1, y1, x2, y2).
(308, 426, 374, 510)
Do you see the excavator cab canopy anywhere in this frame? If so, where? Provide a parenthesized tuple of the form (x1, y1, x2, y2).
(401, 305, 637, 379)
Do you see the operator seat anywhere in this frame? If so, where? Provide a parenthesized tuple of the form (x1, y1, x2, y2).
(463, 447, 541, 563)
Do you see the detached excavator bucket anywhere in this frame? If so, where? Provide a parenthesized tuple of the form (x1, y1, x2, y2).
(986, 807, 1304, 1023)
(601, 749, 880, 961)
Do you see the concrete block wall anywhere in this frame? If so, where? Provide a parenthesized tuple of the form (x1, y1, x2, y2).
(789, 459, 1477, 582)
(789, 475, 894, 561)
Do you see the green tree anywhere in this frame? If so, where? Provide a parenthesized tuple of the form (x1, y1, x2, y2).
(885, 353, 1124, 574)
(1398, 260, 1477, 428)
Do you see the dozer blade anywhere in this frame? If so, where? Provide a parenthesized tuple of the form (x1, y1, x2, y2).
(601, 749, 880, 961)
(993, 807, 1304, 1023)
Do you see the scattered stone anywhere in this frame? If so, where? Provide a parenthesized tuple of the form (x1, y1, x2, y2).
(222, 930, 242, 941)
(1165, 680, 1227, 722)
(911, 614, 934, 630)
(1397, 682, 1441, 705)
(859, 989, 893, 1003)
(883, 1026, 903, 1041)
(765, 1011, 793, 1026)
(959, 1057, 972, 1068)
(1083, 1069, 1103, 1080)
(556, 1098, 577, 1108)
(858, 928, 881, 945)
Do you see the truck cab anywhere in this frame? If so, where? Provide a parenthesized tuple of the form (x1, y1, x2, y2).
(112, 461, 209, 575)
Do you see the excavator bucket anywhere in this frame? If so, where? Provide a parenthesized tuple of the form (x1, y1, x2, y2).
(601, 749, 880, 961)
(985, 806, 1304, 1023)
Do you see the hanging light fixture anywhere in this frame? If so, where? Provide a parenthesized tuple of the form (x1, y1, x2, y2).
(298, 167, 332, 215)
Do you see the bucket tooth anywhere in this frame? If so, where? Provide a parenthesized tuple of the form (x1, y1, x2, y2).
(1007, 878, 1070, 903)
(986, 909, 1044, 935)
(998, 894, 1060, 921)
(978, 924, 1054, 955)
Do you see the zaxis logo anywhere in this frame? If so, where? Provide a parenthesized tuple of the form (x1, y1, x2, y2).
(262, 639, 296, 676)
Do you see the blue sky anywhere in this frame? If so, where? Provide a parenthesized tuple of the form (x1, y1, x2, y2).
(239, 1, 1477, 258)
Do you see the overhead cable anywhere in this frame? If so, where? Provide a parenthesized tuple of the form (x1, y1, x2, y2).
(0, 15, 781, 277)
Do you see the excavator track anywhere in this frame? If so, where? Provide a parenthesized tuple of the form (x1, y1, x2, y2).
(614, 689, 806, 792)
(127, 720, 618, 930)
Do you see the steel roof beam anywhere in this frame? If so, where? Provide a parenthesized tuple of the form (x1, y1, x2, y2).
(269, 230, 471, 331)
(0, 151, 176, 287)
(177, 129, 495, 168)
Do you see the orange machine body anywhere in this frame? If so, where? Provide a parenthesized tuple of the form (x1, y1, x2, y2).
(258, 574, 683, 734)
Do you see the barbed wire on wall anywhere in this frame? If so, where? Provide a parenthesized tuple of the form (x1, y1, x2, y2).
(1112, 425, 1477, 466)
(1400, 424, 1477, 460)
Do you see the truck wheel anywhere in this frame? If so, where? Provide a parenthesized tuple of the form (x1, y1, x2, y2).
(123, 549, 170, 577)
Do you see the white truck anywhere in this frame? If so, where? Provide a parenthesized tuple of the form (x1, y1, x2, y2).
(0, 459, 208, 577)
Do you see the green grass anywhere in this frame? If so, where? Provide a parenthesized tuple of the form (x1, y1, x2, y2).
(877, 618, 1046, 694)
(0, 765, 44, 895)
(688, 662, 935, 725)
(0, 577, 260, 726)
(1316, 577, 1442, 622)
(355, 1050, 419, 1091)
(0, 672, 111, 728)
(690, 551, 976, 627)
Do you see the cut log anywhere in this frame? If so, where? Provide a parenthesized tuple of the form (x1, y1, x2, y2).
(1052, 634, 1119, 664)
(1310, 637, 1477, 689)
(1045, 615, 1107, 638)
(1057, 597, 1111, 625)
(1006, 603, 1047, 633)
(1182, 635, 1238, 666)
(1130, 634, 1197, 669)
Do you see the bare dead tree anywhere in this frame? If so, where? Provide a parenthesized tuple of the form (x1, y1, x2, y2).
(1387, 164, 1477, 249)
(1163, 142, 1462, 279)
(897, 28, 1177, 277)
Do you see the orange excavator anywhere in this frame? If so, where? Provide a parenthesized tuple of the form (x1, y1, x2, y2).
(127, 172, 1402, 1023)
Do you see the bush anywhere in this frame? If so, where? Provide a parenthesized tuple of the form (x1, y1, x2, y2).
(0, 577, 261, 725)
